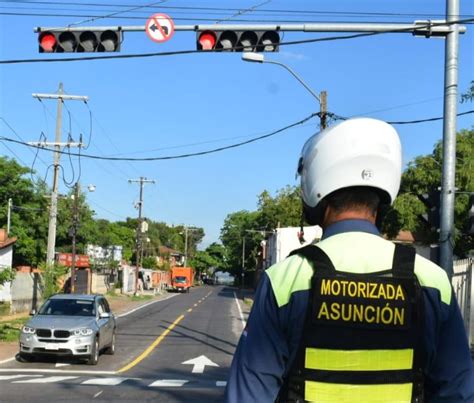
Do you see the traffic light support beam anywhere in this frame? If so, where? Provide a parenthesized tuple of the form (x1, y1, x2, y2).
(35, 20, 466, 35)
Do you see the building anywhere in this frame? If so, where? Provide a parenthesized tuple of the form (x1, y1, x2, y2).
(0, 228, 18, 303)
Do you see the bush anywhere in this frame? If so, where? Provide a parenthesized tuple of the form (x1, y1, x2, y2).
(39, 263, 69, 299)
(0, 267, 15, 285)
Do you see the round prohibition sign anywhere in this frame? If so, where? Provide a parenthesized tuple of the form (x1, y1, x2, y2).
(145, 13, 175, 43)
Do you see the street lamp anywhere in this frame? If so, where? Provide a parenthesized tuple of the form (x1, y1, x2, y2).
(241, 52, 328, 129)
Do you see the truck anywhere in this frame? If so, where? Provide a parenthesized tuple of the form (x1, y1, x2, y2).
(170, 267, 194, 293)
(264, 226, 323, 269)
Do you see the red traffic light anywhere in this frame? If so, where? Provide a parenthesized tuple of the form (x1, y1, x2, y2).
(198, 31, 216, 50)
(39, 32, 57, 52)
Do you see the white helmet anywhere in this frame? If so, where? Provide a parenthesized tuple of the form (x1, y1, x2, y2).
(298, 117, 402, 215)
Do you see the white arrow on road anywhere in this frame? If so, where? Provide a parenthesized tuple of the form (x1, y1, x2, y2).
(182, 355, 219, 374)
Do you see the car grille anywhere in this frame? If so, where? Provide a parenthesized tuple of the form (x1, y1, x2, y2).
(36, 329, 52, 337)
(54, 330, 70, 338)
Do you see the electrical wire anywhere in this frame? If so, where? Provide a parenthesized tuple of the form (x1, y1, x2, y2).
(215, 0, 271, 24)
(1, 112, 318, 161)
(2, 18, 472, 65)
(0, 1, 471, 19)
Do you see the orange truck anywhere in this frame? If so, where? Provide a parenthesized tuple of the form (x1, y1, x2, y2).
(170, 267, 194, 293)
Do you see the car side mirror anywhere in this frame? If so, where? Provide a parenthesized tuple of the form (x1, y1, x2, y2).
(29, 309, 36, 316)
(100, 312, 111, 319)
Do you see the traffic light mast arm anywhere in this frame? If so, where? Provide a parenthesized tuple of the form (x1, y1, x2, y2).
(34, 20, 466, 35)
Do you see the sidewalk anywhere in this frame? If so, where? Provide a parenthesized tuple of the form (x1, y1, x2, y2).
(0, 291, 172, 363)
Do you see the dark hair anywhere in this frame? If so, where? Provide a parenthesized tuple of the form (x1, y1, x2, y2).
(325, 186, 382, 216)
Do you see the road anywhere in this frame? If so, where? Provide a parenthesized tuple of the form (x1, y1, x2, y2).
(0, 286, 245, 402)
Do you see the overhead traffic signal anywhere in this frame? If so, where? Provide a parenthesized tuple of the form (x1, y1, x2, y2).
(196, 30, 280, 52)
(418, 190, 441, 230)
(38, 29, 122, 53)
(468, 194, 474, 235)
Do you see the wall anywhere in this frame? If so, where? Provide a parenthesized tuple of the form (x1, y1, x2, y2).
(10, 271, 43, 314)
(91, 273, 109, 295)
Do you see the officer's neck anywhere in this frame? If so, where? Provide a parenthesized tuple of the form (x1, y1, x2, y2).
(322, 207, 376, 230)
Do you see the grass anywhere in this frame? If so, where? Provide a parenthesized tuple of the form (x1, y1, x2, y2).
(243, 298, 254, 307)
(0, 317, 28, 342)
(129, 294, 153, 301)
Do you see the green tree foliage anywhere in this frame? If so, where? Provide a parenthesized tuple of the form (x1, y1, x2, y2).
(0, 157, 49, 266)
(461, 80, 474, 103)
(383, 129, 473, 256)
(142, 256, 158, 269)
(188, 250, 220, 277)
(0, 268, 15, 285)
(40, 263, 69, 299)
(256, 186, 302, 229)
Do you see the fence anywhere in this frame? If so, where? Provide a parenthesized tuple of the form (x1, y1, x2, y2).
(452, 258, 473, 347)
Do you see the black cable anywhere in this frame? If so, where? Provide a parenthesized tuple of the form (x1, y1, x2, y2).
(2, 109, 472, 162)
(1, 112, 318, 161)
(0, 0, 471, 19)
(2, 18, 472, 65)
(30, 131, 47, 183)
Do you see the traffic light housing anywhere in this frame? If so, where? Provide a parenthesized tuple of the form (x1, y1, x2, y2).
(468, 194, 474, 235)
(418, 190, 441, 230)
(38, 29, 122, 53)
(196, 30, 280, 52)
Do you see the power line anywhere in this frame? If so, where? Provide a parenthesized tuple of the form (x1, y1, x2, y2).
(3, 18, 473, 65)
(0, 1, 471, 19)
(3, 109, 472, 162)
(1, 112, 318, 161)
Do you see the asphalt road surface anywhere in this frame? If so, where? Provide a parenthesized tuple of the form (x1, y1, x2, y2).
(0, 286, 245, 402)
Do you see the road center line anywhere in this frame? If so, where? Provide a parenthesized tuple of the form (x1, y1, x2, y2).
(117, 314, 185, 373)
(233, 292, 247, 329)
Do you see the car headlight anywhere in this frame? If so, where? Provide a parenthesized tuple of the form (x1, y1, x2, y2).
(21, 326, 36, 334)
(72, 328, 94, 336)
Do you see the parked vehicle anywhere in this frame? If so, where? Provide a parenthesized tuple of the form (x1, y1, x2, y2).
(170, 267, 194, 293)
(19, 294, 116, 365)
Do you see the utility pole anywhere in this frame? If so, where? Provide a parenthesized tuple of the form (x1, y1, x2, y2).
(31, 83, 88, 266)
(6, 198, 12, 235)
(182, 226, 198, 267)
(128, 177, 155, 294)
(319, 91, 327, 130)
(70, 182, 80, 293)
(439, 0, 460, 279)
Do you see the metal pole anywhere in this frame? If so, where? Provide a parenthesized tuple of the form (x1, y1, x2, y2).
(264, 60, 321, 103)
(128, 177, 155, 294)
(6, 198, 12, 235)
(46, 82, 63, 265)
(320, 91, 328, 129)
(184, 227, 188, 267)
(439, 0, 460, 278)
(70, 182, 79, 294)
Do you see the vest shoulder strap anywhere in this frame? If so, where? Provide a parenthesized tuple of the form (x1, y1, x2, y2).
(289, 244, 335, 273)
(392, 243, 416, 277)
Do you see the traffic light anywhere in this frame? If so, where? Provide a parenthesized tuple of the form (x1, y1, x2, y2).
(38, 29, 122, 53)
(417, 190, 441, 230)
(196, 30, 280, 52)
(468, 194, 474, 235)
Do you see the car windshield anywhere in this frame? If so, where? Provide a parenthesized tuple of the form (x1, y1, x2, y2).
(38, 299, 95, 316)
(174, 276, 187, 283)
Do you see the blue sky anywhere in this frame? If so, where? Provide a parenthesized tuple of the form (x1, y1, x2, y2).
(0, 0, 473, 248)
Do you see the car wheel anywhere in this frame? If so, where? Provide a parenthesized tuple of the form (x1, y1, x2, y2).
(19, 352, 35, 362)
(86, 337, 99, 365)
(104, 331, 116, 355)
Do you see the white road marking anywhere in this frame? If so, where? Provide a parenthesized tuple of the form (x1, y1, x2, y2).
(116, 294, 179, 318)
(14, 375, 78, 383)
(0, 357, 16, 365)
(93, 391, 103, 399)
(182, 355, 219, 374)
(55, 363, 70, 367)
(216, 381, 227, 387)
(0, 375, 41, 380)
(0, 368, 116, 375)
(82, 377, 129, 386)
(149, 379, 189, 387)
(233, 291, 247, 329)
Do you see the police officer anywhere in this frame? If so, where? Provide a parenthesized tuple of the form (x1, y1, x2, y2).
(225, 118, 474, 402)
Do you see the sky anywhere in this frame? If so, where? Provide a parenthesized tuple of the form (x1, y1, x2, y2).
(0, 0, 473, 249)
